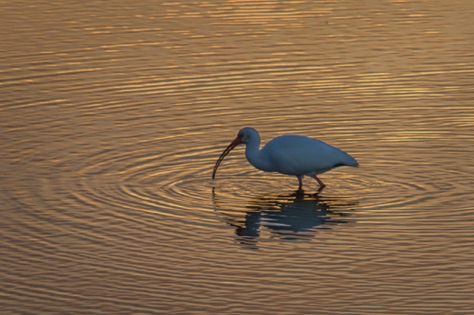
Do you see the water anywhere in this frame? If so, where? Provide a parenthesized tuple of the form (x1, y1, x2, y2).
(1, 1, 473, 314)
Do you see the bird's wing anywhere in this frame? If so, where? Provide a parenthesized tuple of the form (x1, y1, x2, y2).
(262, 135, 355, 175)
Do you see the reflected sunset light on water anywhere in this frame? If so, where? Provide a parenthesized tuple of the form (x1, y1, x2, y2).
(1, 1, 473, 314)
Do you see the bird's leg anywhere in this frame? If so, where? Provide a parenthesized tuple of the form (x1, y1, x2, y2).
(312, 175, 326, 191)
(297, 175, 304, 191)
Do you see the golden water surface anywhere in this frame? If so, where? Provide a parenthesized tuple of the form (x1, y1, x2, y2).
(1, 1, 473, 314)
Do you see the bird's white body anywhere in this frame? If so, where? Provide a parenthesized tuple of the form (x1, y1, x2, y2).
(212, 127, 358, 191)
(247, 134, 357, 176)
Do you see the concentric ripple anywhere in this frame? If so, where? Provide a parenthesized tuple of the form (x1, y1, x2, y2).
(58, 129, 472, 241)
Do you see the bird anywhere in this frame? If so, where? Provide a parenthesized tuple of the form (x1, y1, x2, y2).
(212, 127, 358, 191)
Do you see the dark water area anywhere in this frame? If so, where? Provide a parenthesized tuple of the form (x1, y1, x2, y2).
(1, 1, 473, 314)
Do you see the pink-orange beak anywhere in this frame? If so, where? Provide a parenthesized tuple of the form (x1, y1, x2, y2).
(212, 136, 242, 179)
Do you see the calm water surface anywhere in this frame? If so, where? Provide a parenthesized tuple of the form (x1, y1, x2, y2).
(1, 1, 474, 314)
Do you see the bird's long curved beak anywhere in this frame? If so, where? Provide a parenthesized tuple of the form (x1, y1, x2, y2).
(212, 136, 242, 179)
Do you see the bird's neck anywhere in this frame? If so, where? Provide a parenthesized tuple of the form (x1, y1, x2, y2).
(245, 139, 272, 172)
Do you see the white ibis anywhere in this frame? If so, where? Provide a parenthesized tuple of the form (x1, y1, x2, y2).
(212, 127, 358, 191)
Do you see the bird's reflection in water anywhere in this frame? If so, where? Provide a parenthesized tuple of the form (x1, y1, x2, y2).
(212, 189, 358, 249)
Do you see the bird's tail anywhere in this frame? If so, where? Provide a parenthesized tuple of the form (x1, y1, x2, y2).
(342, 152, 359, 168)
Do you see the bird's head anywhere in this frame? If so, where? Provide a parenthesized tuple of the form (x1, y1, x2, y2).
(236, 127, 259, 144)
(212, 127, 259, 179)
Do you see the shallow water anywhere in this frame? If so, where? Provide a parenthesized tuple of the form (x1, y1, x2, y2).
(1, 1, 474, 314)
